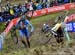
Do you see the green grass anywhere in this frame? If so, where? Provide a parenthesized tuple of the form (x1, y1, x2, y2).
(31, 12, 63, 25)
(31, 9, 75, 27)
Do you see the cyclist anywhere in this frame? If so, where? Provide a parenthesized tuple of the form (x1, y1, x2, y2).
(51, 22, 64, 43)
(16, 13, 34, 48)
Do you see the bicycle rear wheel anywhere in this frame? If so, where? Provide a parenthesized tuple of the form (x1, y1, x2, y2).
(39, 32, 54, 45)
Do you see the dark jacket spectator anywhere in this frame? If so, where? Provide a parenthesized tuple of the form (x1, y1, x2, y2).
(50, 1, 54, 7)
(28, 0, 32, 2)
(32, 3, 37, 10)
(36, 0, 40, 3)
(57, 0, 63, 3)
(71, 0, 75, 2)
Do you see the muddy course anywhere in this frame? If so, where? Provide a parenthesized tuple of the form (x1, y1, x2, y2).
(1, 9, 75, 55)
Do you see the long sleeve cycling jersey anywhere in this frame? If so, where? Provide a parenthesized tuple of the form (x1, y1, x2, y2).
(17, 19, 34, 32)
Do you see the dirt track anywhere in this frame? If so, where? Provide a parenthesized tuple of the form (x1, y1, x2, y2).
(1, 10, 75, 55)
(1, 18, 55, 52)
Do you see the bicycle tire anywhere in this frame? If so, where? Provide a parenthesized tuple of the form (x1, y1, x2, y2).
(39, 31, 54, 45)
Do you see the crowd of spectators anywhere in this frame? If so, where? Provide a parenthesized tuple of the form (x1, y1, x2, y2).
(0, 0, 75, 22)
(1, 0, 75, 11)
(1, 0, 75, 13)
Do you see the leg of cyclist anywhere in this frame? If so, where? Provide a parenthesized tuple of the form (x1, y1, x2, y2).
(26, 37, 30, 48)
(21, 38, 27, 48)
(19, 30, 27, 48)
(24, 29, 30, 48)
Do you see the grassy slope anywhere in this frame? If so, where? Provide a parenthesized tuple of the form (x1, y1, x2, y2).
(0, 8, 75, 55)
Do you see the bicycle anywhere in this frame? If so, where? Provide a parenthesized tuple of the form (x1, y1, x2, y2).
(39, 13, 67, 45)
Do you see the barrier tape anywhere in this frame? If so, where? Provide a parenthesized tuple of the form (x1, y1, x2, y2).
(0, 17, 20, 50)
(28, 3, 75, 17)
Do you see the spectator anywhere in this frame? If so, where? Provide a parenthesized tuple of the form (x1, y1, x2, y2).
(0, 0, 2, 8)
(63, 0, 70, 3)
(36, 3, 42, 10)
(42, 0, 47, 3)
(9, 6, 14, 15)
(25, 2, 30, 12)
(28, 2, 34, 16)
(29, 2, 33, 11)
(47, 0, 50, 2)
(13, 5, 20, 17)
(0, 0, 1, 5)
(45, 2, 50, 8)
(53, 0, 58, 6)
(21, 4, 27, 14)
(32, 2, 36, 10)
(57, 0, 63, 4)
(36, 0, 40, 3)
(69, 0, 75, 2)
(25, 1, 29, 11)
(50, 1, 54, 7)
(28, 0, 32, 2)
(6, 1, 11, 8)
